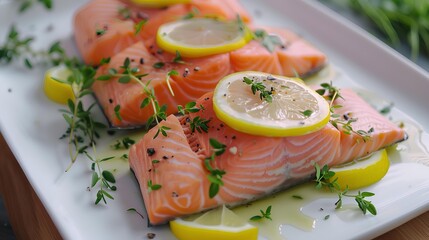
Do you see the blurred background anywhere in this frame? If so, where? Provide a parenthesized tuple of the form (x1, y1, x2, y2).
(0, 0, 428, 239)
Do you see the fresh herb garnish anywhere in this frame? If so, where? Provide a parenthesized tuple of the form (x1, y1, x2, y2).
(96, 28, 106, 36)
(250, 205, 272, 221)
(204, 138, 227, 198)
(316, 82, 373, 142)
(243, 76, 274, 103)
(177, 101, 202, 115)
(253, 29, 283, 52)
(181, 7, 200, 20)
(314, 163, 377, 215)
(153, 61, 165, 69)
(147, 180, 162, 192)
(301, 110, 313, 117)
(135, 19, 147, 35)
(118, 7, 131, 20)
(127, 208, 145, 220)
(0, 27, 79, 68)
(166, 69, 178, 96)
(114, 104, 122, 121)
(153, 125, 171, 139)
(112, 137, 135, 150)
(172, 50, 184, 64)
(190, 116, 210, 133)
(97, 57, 169, 137)
(19, 0, 52, 13)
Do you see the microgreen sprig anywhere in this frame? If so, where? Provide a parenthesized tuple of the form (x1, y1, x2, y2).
(243, 76, 274, 103)
(204, 138, 227, 198)
(314, 163, 377, 215)
(250, 205, 272, 221)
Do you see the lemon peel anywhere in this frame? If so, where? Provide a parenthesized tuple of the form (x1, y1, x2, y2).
(213, 71, 330, 137)
(157, 18, 252, 58)
(331, 149, 390, 190)
(170, 205, 258, 240)
(43, 65, 74, 105)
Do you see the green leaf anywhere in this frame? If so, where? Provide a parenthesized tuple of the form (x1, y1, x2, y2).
(24, 58, 32, 68)
(153, 62, 165, 69)
(209, 183, 219, 198)
(114, 104, 122, 121)
(102, 170, 116, 183)
(97, 75, 111, 81)
(140, 98, 150, 108)
(91, 172, 99, 187)
(118, 75, 131, 83)
(135, 20, 147, 35)
(249, 215, 263, 221)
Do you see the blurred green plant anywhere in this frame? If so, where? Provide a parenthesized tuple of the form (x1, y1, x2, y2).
(326, 0, 429, 59)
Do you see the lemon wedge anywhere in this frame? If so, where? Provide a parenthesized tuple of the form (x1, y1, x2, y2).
(331, 149, 390, 190)
(170, 205, 258, 240)
(213, 71, 330, 137)
(130, 0, 190, 7)
(156, 18, 252, 58)
(44, 65, 74, 105)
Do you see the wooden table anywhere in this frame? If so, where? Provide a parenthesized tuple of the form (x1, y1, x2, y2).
(1, 133, 428, 240)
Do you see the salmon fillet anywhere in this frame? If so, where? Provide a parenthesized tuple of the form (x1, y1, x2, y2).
(128, 89, 405, 224)
(93, 24, 327, 128)
(73, 0, 252, 65)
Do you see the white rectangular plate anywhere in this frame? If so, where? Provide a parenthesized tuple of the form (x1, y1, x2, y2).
(1, 0, 429, 239)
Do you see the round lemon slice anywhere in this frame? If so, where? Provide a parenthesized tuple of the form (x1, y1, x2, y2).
(157, 18, 252, 58)
(213, 71, 330, 137)
(170, 205, 258, 240)
(331, 149, 390, 190)
(44, 65, 74, 105)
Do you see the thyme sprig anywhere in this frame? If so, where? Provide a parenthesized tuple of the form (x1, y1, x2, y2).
(19, 0, 52, 13)
(190, 116, 210, 133)
(0, 26, 79, 68)
(243, 76, 274, 103)
(253, 29, 283, 52)
(204, 138, 227, 198)
(314, 163, 377, 215)
(316, 82, 373, 143)
(112, 137, 135, 150)
(57, 66, 120, 205)
(177, 101, 202, 115)
(250, 205, 272, 221)
(97, 58, 169, 136)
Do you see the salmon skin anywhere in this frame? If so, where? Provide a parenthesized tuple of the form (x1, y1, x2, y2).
(92, 25, 326, 128)
(128, 89, 405, 225)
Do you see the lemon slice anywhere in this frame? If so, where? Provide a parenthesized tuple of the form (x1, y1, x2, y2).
(331, 149, 390, 190)
(157, 18, 252, 58)
(213, 71, 330, 137)
(170, 205, 258, 240)
(44, 65, 74, 105)
(130, 0, 190, 7)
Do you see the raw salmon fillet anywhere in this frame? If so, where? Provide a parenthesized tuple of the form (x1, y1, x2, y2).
(73, 0, 252, 64)
(93, 25, 327, 128)
(129, 89, 405, 224)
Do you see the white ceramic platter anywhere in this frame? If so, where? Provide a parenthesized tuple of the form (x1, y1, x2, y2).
(0, 0, 429, 239)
